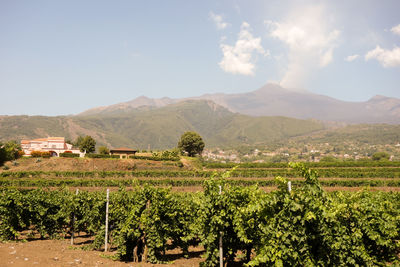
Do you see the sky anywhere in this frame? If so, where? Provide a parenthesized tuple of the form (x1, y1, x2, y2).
(1, 0, 400, 116)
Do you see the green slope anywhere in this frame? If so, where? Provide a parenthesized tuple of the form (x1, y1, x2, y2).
(0, 116, 71, 140)
(0, 100, 325, 149)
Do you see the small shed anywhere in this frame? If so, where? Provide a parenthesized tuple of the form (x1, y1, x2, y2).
(110, 147, 138, 159)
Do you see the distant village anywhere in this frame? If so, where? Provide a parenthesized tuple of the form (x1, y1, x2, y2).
(202, 142, 400, 163)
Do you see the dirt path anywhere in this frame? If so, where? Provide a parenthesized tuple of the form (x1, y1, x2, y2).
(0, 237, 203, 267)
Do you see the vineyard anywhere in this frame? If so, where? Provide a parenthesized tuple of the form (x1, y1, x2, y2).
(2, 158, 400, 190)
(1, 163, 400, 265)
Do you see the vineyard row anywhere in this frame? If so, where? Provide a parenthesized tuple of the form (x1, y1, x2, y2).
(203, 160, 400, 168)
(2, 167, 400, 178)
(1, 177, 400, 187)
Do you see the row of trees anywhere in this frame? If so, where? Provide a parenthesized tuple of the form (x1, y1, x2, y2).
(75, 131, 206, 158)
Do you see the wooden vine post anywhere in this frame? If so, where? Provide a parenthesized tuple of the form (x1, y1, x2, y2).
(70, 188, 79, 245)
(104, 188, 110, 252)
(219, 185, 223, 267)
(288, 181, 292, 192)
(143, 200, 150, 262)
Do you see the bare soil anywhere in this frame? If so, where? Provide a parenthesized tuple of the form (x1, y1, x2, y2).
(1, 158, 184, 172)
(0, 236, 204, 267)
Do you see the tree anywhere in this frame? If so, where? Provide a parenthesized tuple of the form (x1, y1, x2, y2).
(98, 146, 110, 155)
(177, 131, 205, 157)
(74, 136, 84, 147)
(4, 141, 22, 161)
(0, 142, 6, 166)
(78, 135, 96, 153)
(65, 138, 73, 145)
(0, 141, 22, 166)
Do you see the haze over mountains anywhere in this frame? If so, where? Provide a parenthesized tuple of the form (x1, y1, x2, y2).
(80, 83, 400, 124)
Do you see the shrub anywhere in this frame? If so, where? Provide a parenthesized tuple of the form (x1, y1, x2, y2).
(85, 153, 119, 159)
(31, 151, 42, 158)
(98, 146, 110, 155)
(372, 152, 390, 161)
(129, 155, 180, 161)
(30, 151, 51, 158)
(59, 153, 80, 158)
(41, 152, 51, 158)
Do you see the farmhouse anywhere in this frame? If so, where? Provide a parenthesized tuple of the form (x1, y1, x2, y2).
(110, 147, 138, 158)
(21, 137, 84, 157)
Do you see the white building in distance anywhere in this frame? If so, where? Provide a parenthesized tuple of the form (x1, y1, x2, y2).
(21, 137, 84, 157)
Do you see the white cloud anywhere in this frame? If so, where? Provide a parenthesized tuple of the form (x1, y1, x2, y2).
(219, 22, 269, 76)
(266, 5, 340, 89)
(365, 46, 400, 67)
(209, 12, 229, 30)
(390, 24, 400, 36)
(345, 54, 359, 62)
(320, 49, 334, 67)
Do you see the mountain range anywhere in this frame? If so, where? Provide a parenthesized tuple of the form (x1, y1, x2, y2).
(80, 83, 400, 124)
(0, 100, 325, 149)
(1, 84, 400, 149)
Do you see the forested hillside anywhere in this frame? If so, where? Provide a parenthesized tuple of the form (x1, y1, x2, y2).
(0, 100, 324, 149)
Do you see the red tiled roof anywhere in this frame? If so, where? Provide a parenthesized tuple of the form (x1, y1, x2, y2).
(23, 137, 65, 143)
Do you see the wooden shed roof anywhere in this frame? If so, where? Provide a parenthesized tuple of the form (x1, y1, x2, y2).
(110, 147, 138, 153)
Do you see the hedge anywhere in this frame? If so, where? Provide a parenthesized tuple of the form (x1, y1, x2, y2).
(129, 155, 180, 161)
(85, 153, 120, 159)
(59, 153, 80, 158)
(30, 151, 51, 158)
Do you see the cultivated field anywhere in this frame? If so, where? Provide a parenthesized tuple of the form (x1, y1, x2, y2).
(2, 157, 400, 190)
(1, 157, 400, 266)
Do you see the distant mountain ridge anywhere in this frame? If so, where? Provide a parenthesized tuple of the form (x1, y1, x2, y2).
(79, 83, 400, 124)
(3, 99, 400, 150)
(0, 100, 324, 149)
(81, 96, 176, 116)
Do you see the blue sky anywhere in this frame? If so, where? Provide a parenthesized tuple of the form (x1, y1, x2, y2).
(1, 0, 399, 115)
